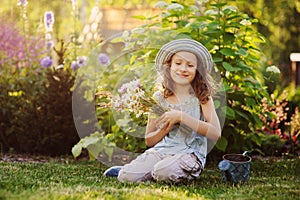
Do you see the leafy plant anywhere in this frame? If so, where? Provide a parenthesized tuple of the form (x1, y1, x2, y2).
(72, 131, 115, 161)
(93, 0, 270, 154)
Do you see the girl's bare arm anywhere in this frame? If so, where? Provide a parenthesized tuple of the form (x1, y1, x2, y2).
(145, 112, 172, 147)
(157, 96, 221, 141)
(183, 96, 221, 141)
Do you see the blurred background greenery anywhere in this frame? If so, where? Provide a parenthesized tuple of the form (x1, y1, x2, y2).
(1, 0, 299, 86)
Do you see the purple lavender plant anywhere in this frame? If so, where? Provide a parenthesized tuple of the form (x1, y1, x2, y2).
(17, 0, 28, 6)
(44, 11, 55, 31)
(0, 19, 46, 68)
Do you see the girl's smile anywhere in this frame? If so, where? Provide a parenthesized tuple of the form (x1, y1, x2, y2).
(170, 51, 197, 85)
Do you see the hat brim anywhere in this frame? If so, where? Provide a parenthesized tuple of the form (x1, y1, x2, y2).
(155, 39, 213, 73)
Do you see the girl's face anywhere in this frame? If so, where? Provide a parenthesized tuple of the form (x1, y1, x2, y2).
(169, 51, 197, 85)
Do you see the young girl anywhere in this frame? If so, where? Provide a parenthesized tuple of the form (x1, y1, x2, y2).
(104, 38, 221, 183)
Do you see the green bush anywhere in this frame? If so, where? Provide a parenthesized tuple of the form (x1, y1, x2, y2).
(0, 66, 79, 155)
(260, 134, 286, 156)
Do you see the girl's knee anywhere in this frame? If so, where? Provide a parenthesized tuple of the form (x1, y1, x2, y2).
(152, 161, 181, 182)
(117, 169, 140, 182)
(152, 154, 202, 183)
(117, 169, 152, 183)
(152, 169, 180, 183)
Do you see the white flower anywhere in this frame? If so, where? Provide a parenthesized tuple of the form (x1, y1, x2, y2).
(240, 19, 252, 26)
(160, 11, 171, 18)
(154, 1, 168, 9)
(167, 3, 184, 11)
(266, 65, 280, 74)
(204, 9, 218, 15)
(112, 96, 123, 111)
(223, 6, 238, 12)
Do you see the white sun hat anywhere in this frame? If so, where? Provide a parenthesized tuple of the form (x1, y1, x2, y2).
(155, 38, 213, 73)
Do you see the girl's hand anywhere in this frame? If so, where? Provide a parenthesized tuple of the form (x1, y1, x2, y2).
(156, 109, 182, 131)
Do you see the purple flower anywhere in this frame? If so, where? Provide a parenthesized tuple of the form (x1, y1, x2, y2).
(71, 56, 87, 70)
(98, 53, 110, 65)
(17, 0, 28, 6)
(40, 56, 53, 68)
(71, 61, 79, 70)
(132, 79, 141, 88)
(118, 85, 128, 94)
(44, 11, 55, 31)
(77, 56, 87, 67)
(0, 19, 46, 68)
(46, 41, 54, 50)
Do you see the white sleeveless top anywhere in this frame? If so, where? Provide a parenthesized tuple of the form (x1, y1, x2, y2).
(152, 91, 208, 167)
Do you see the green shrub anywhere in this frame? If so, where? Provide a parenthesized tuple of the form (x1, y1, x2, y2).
(0, 66, 79, 155)
(260, 134, 285, 156)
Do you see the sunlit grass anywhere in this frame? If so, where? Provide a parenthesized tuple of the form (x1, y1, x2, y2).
(0, 156, 299, 200)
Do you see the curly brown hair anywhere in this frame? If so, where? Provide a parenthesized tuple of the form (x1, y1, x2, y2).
(161, 53, 215, 104)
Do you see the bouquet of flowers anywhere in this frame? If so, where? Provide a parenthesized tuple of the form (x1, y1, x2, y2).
(112, 79, 165, 118)
(97, 79, 191, 134)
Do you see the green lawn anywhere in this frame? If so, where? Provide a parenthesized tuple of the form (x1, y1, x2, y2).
(0, 155, 299, 200)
